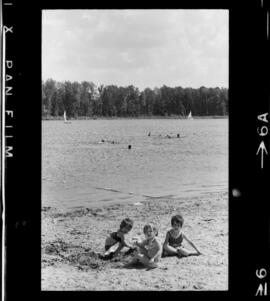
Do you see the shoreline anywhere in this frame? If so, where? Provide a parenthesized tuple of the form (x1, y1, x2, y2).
(42, 191, 228, 290)
(42, 115, 228, 121)
(42, 187, 228, 211)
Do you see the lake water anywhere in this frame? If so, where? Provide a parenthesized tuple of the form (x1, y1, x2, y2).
(42, 119, 228, 209)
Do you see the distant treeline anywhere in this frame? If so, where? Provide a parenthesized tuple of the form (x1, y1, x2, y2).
(42, 79, 228, 118)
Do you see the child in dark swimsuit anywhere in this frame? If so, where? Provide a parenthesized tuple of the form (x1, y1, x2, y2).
(163, 214, 201, 258)
(104, 218, 135, 258)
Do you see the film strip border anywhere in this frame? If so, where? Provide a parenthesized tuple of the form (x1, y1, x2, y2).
(255, 1, 270, 296)
(1, 2, 15, 301)
(0, 0, 270, 298)
(255, 2, 270, 297)
(256, 0, 270, 171)
(2, 3, 14, 157)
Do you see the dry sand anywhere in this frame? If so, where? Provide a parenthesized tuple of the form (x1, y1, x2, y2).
(42, 191, 228, 291)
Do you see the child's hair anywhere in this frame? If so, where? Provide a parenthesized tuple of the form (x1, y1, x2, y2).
(120, 218, 133, 230)
(171, 214, 184, 227)
(143, 224, 158, 236)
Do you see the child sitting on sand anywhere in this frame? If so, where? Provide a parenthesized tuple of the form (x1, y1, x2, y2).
(104, 218, 135, 258)
(129, 224, 162, 268)
(163, 214, 201, 258)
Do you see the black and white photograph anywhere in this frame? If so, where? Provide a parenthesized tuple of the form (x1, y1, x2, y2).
(2, 1, 270, 298)
(41, 9, 229, 291)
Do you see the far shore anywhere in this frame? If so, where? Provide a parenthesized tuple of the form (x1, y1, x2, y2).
(42, 115, 228, 121)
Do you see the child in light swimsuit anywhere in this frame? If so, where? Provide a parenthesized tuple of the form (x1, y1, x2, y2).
(129, 224, 162, 268)
(104, 218, 135, 258)
(163, 214, 201, 258)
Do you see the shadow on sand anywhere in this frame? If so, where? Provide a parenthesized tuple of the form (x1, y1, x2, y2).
(122, 262, 158, 271)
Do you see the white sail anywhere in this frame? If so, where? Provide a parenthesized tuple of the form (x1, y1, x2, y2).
(187, 111, 193, 119)
(64, 111, 71, 123)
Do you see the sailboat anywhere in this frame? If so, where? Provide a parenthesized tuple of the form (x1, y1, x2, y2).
(64, 111, 71, 124)
(187, 111, 193, 120)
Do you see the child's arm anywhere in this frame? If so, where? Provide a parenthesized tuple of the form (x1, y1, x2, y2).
(135, 239, 149, 257)
(113, 243, 125, 256)
(148, 240, 162, 262)
(135, 239, 148, 249)
(182, 233, 201, 254)
(162, 231, 170, 248)
(119, 233, 134, 249)
(135, 239, 152, 258)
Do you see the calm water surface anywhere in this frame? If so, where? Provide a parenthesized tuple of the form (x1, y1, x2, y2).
(42, 119, 228, 209)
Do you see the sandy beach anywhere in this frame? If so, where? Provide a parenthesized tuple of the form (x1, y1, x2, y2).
(42, 191, 228, 291)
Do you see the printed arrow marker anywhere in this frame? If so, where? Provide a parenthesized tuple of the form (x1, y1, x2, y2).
(256, 141, 268, 169)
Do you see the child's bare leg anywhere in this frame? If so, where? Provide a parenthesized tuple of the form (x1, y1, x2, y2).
(125, 254, 140, 266)
(177, 247, 197, 257)
(147, 262, 158, 269)
(136, 254, 158, 268)
(137, 254, 151, 265)
(113, 243, 124, 256)
(138, 246, 149, 257)
(163, 244, 179, 256)
(140, 256, 159, 268)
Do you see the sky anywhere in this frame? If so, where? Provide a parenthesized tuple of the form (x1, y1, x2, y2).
(42, 9, 228, 90)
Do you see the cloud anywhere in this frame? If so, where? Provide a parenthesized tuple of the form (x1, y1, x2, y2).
(88, 10, 172, 50)
(42, 9, 228, 89)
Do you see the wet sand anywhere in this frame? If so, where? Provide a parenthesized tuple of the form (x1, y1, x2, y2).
(42, 191, 228, 291)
